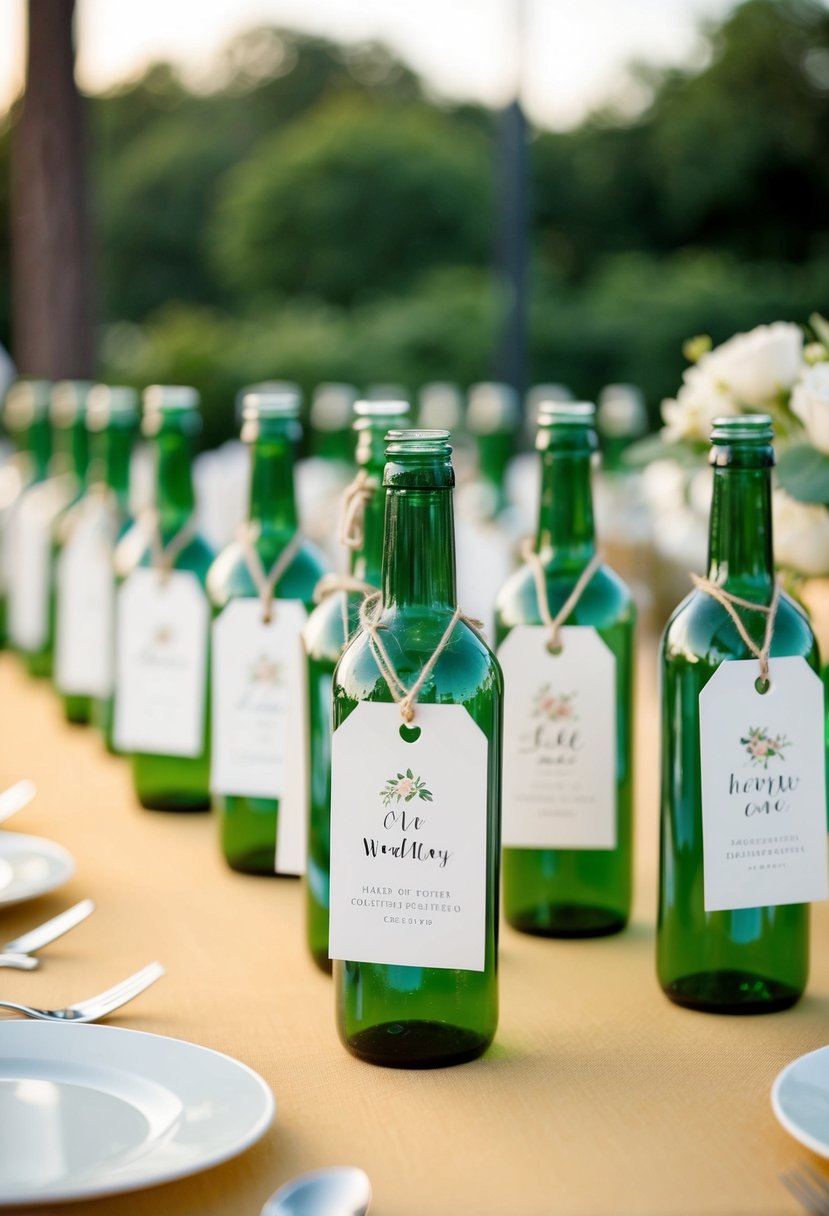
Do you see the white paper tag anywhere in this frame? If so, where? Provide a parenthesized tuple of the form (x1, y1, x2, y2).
(55, 502, 116, 697)
(498, 625, 617, 849)
(210, 598, 309, 875)
(114, 568, 209, 757)
(329, 702, 489, 971)
(699, 657, 828, 912)
(7, 488, 53, 651)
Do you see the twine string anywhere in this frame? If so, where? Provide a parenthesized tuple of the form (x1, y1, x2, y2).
(238, 522, 303, 624)
(313, 571, 378, 644)
(520, 539, 603, 652)
(691, 574, 782, 683)
(358, 592, 483, 723)
(338, 470, 376, 551)
(145, 509, 199, 586)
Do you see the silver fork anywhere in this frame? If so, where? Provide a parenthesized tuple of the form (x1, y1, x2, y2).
(781, 1165, 829, 1214)
(0, 962, 164, 1023)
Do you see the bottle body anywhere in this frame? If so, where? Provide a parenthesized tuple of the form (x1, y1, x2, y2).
(657, 415, 816, 1013)
(333, 612, 501, 1067)
(658, 590, 815, 1012)
(331, 430, 501, 1068)
(495, 566, 635, 935)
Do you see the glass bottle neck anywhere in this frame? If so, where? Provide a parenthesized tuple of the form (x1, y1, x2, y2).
(707, 463, 775, 594)
(103, 428, 134, 513)
(382, 486, 457, 610)
(155, 428, 195, 526)
(535, 449, 596, 566)
(247, 433, 298, 540)
(28, 418, 52, 481)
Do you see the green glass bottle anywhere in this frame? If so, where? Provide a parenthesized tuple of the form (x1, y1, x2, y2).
(207, 388, 325, 873)
(658, 415, 818, 1013)
(0, 380, 52, 647)
(310, 383, 358, 467)
(303, 397, 411, 973)
(56, 386, 139, 726)
(495, 402, 636, 937)
(467, 382, 519, 518)
(114, 386, 214, 811)
(15, 381, 92, 678)
(331, 429, 502, 1068)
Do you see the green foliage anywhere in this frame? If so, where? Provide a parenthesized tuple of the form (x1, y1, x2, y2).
(777, 443, 829, 502)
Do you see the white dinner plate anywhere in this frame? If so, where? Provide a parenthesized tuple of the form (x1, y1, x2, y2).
(772, 1044, 829, 1158)
(0, 1022, 275, 1206)
(0, 832, 74, 907)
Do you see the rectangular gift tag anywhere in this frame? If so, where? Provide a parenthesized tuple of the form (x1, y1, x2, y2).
(55, 503, 116, 697)
(210, 598, 309, 876)
(7, 488, 53, 651)
(699, 656, 828, 912)
(114, 568, 209, 757)
(498, 625, 617, 849)
(329, 702, 489, 971)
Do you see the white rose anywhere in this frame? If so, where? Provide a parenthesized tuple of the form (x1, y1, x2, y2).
(700, 321, 803, 407)
(790, 363, 829, 455)
(661, 363, 737, 443)
(773, 489, 829, 576)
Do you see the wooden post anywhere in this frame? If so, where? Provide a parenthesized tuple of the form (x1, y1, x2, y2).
(10, 0, 95, 378)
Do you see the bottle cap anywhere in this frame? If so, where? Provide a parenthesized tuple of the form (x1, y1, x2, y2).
(4, 379, 51, 430)
(241, 389, 301, 422)
(467, 382, 519, 434)
(143, 385, 200, 413)
(537, 401, 596, 425)
(87, 385, 140, 431)
(354, 399, 410, 419)
(50, 381, 94, 427)
(710, 414, 774, 444)
(235, 381, 301, 423)
(310, 383, 358, 432)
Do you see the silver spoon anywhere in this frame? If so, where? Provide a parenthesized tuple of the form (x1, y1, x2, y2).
(0, 779, 36, 826)
(261, 1167, 371, 1216)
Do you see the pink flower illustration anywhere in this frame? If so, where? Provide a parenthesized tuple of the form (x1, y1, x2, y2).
(396, 777, 414, 798)
(741, 726, 789, 769)
(380, 769, 433, 806)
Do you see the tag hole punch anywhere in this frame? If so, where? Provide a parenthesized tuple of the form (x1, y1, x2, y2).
(755, 676, 771, 695)
(399, 724, 421, 744)
(546, 640, 563, 657)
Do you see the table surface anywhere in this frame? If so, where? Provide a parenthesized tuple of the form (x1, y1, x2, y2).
(0, 647, 826, 1216)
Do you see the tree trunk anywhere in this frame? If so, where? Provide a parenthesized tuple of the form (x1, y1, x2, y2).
(10, 0, 95, 379)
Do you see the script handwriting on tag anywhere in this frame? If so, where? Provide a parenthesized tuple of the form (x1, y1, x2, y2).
(211, 598, 308, 876)
(699, 657, 828, 912)
(55, 504, 115, 697)
(114, 569, 208, 758)
(498, 626, 616, 849)
(329, 702, 489, 971)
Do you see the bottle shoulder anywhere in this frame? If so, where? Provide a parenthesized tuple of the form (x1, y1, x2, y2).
(495, 558, 635, 637)
(303, 589, 352, 662)
(206, 539, 326, 609)
(662, 587, 818, 668)
(335, 610, 503, 706)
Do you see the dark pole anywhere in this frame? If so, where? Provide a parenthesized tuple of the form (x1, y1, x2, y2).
(494, 0, 528, 396)
(10, 0, 96, 378)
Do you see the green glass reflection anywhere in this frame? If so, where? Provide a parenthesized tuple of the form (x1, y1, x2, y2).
(658, 415, 817, 1013)
(303, 399, 410, 972)
(333, 429, 502, 1068)
(495, 402, 635, 937)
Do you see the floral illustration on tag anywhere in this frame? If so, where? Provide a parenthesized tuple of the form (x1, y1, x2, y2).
(741, 725, 790, 769)
(249, 654, 281, 686)
(532, 684, 577, 722)
(380, 768, 433, 806)
(154, 624, 173, 647)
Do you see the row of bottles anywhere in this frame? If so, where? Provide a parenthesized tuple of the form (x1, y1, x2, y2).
(1, 375, 824, 1070)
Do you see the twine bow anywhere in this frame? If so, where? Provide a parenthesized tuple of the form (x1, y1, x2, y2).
(237, 522, 303, 624)
(520, 539, 602, 653)
(691, 574, 781, 684)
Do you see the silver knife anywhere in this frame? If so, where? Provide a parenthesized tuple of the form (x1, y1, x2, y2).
(3, 898, 96, 956)
(0, 779, 37, 826)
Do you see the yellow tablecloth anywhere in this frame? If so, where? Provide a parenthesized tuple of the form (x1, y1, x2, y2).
(0, 648, 825, 1216)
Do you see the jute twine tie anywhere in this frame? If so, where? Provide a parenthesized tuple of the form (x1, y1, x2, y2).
(358, 592, 484, 724)
(520, 539, 603, 653)
(237, 522, 303, 624)
(691, 574, 782, 684)
(145, 510, 199, 586)
(338, 470, 376, 551)
(313, 572, 376, 644)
